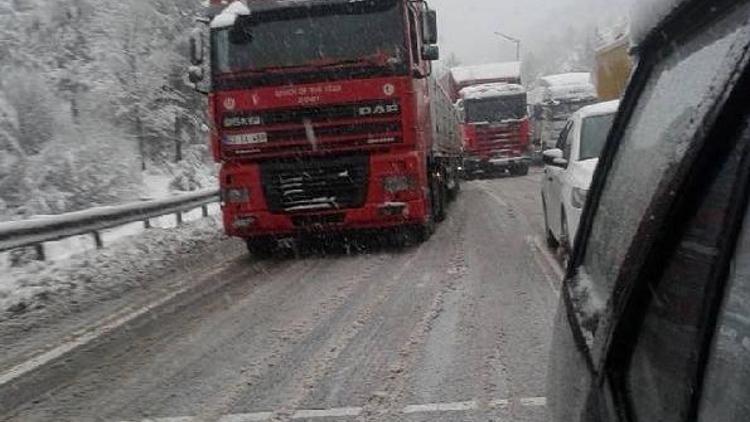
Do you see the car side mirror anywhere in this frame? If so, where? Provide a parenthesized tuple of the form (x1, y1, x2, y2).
(422, 45, 440, 61)
(189, 28, 204, 66)
(543, 148, 567, 167)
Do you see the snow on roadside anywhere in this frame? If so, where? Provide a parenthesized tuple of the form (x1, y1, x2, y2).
(141, 171, 174, 200)
(0, 215, 230, 320)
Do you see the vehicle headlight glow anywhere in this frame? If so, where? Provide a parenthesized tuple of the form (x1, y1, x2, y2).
(382, 175, 416, 194)
(571, 187, 589, 209)
(223, 188, 250, 203)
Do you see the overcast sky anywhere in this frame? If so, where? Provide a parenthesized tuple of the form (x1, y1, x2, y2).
(429, 0, 632, 66)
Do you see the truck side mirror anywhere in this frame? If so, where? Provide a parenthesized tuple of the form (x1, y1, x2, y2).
(189, 28, 204, 66)
(423, 9, 438, 45)
(422, 45, 440, 61)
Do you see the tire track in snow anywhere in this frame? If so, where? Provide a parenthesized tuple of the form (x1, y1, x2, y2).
(357, 211, 469, 421)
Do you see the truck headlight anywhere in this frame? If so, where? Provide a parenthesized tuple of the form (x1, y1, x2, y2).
(382, 175, 416, 194)
(223, 188, 250, 203)
(571, 187, 588, 209)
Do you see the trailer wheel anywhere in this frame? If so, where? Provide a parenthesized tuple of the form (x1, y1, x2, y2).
(246, 237, 276, 259)
(432, 172, 447, 223)
(510, 163, 530, 177)
(447, 169, 461, 201)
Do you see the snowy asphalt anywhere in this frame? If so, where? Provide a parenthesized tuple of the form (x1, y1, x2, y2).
(2, 173, 562, 422)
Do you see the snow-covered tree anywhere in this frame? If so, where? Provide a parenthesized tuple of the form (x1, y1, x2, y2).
(0, 0, 210, 219)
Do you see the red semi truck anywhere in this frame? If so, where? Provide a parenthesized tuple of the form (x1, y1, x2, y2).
(457, 83, 531, 177)
(190, 0, 462, 256)
(447, 63, 530, 177)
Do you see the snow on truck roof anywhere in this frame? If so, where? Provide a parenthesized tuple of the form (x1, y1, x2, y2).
(575, 100, 620, 119)
(459, 83, 525, 101)
(539, 72, 592, 88)
(530, 72, 597, 104)
(210, 1, 250, 28)
(450, 62, 522, 85)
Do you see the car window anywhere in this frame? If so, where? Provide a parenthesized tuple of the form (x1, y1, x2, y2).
(555, 120, 572, 151)
(579, 113, 615, 161)
(698, 163, 750, 421)
(573, 11, 750, 337)
(625, 117, 747, 422)
(563, 120, 575, 161)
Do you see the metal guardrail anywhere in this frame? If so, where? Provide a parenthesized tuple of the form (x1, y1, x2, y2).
(0, 189, 220, 260)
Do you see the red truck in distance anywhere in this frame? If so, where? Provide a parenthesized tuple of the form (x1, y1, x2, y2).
(189, 0, 462, 256)
(447, 62, 531, 178)
(457, 83, 531, 177)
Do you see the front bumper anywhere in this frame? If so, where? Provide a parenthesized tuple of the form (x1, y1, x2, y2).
(224, 198, 428, 237)
(221, 150, 430, 239)
(463, 155, 531, 173)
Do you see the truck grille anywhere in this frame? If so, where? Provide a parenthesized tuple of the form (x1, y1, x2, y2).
(261, 155, 369, 213)
(224, 101, 400, 128)
(223, 100, 402, 153)
(474, 121, 527, 157)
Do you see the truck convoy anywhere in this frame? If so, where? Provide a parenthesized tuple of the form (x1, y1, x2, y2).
(190, 0, 462, 256)
(529, 73, 598, 151)
(446, 62, 530, 178)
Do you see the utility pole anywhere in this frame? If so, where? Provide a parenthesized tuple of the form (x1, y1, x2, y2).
(494, 32, 521, 61)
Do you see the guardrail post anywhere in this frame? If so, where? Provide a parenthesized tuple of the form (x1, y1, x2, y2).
(144, 219, 151, 229)
(202, 205, 209, 218)
(176, 212, 183, 226)
(34, 244, 45, 261)
(92, 231, 103, 249)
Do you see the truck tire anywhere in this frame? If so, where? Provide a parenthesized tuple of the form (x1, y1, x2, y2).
(511, 163, 530, 177)
(432, 173, 447, 223)
(415, 217, 435, 242)
(447, 169, 461, 202)
(246, 237, 276, 259)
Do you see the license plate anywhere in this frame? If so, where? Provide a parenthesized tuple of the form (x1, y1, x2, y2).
(226, 132, 268, 145)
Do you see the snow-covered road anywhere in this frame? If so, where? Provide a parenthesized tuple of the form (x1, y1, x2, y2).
(1, 172, 562, 422)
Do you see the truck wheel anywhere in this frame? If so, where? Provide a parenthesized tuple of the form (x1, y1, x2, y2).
(511, 163, 530, 177)
(414, 176, 440, 242)
(432, 173, 447, 223)
(447, 171, 461, 201)
(246, 237, 276, 259)
(415, 217, 435, 242)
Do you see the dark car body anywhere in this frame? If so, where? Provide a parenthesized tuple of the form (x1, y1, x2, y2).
(547, 0, 750, 421)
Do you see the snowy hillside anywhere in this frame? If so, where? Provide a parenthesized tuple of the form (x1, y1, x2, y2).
(0, 0, 214, 222)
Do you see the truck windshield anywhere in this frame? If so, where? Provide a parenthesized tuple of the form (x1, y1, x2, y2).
(211, 0, 407, 75)
(465, 95, 527, 123)
(579, 112, 616, 161)
(545, 99, 597, 120)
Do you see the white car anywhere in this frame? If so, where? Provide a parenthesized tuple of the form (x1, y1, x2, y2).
(541, 100, 619, 251)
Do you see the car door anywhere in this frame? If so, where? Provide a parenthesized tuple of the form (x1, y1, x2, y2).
(544, 120, 572, 239)
(547, 1, 750, 420)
